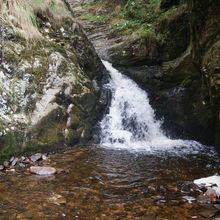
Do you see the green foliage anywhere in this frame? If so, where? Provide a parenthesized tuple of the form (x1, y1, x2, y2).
(123, 0, 160, 21)
(80, 14, 110, 24)
(180, 76, 192, 87)
(0, 132, 17, 161)
(110, 19, 143, 34)
(135, 24, 156, 40)
(1, 0, 70, 40)
(123, 0, 149, 20)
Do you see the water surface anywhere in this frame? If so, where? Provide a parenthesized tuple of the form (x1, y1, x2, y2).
(0, 145, 219, 219)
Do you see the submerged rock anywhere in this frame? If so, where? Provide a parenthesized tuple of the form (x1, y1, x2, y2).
(48, 193, 66, 205)
(199, 209, 218, 218)
(30, 166, 56, 175)
(182, 196, 196, 204)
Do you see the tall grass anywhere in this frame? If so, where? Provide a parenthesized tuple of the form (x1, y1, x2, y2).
(0, 0, 70, 40)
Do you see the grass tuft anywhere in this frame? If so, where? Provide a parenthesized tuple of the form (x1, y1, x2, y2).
(0, 0, 70, 40)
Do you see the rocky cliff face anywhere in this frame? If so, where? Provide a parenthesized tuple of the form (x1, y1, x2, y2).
(188, 0, 220, 148)
(73, 0, 219, 146)
(0, 8, 107, 159)
(126, 0, 220, 147)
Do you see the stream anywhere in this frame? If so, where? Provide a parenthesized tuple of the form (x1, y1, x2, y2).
(0, 62, 220, 219)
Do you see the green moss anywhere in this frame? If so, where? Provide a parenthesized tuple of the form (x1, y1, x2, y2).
(135, 24, 157, 40)
(156, 3, 187, 25)
(70, 115, 80, 129)
(180, 76, 193, 87)
(0, 132, 17, 162)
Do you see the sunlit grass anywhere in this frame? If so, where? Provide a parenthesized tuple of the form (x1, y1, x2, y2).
(0, 0, 70, 40)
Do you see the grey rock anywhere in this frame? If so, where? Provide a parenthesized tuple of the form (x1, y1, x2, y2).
(6, 168, 15, 173)
(11, 157, 18, 167)
(3, 161, 9, 168)
(21, 156, 26, 161)
(214, 204, 220, 210)
(30, 153, 42, 162)
(30, 166, 56, 175)
(18, 163, 26, 168)
(182, 196, 196, 204)
(0, 165, 4, 171)
(206, 188, 217, 197)
(199, 209, 218, 218)
(9, 157, 15, 163)
(42, 155, 48, 160)
(197, 194, 211, 204)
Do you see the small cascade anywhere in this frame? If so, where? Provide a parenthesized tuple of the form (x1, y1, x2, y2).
(100, 61, 203, 154)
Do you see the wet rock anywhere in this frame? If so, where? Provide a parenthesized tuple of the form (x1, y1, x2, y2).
(30, 166, 56, 175)
(182, 196, 196, 204)
(194, 175, 220, 199)
(197, 194, 212, 204)
(22, 158, 31, 164)
(0, 165, 4, 171)
(199, 209, 218, 218)
(214, 204, 220, 210)
(30, 153, 42, 162)
(148, 185, 156, 192)
(11, 157, 18, 167)
(205, 188, 218, 203)
(18, 163, 25, 168)
(48, 193, 66, 205)
(6, 168, 15, 173)
(9, 157, 15, 163)
(42, 155, 48, 160)
(21, 156, 26, 161)
(3, 161, 9, 168)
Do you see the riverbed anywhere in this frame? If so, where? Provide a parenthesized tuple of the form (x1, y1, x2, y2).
(0, 145, 219, 219)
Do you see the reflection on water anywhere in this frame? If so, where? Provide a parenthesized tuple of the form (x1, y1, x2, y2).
(0, 145, 219, 219)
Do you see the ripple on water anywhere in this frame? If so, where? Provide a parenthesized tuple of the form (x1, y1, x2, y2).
(0, 145, 219, 219)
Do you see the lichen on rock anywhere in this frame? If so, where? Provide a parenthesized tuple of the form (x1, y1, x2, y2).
(0, 2, 108, 160)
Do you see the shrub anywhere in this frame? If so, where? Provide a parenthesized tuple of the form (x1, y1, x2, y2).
(136, 24, 156, 40)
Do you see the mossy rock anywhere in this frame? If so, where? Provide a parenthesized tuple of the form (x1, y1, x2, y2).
(162, 51, 200, 83)
(28, 107, 66, 147)
(159, 0, 180, 10)
(70, 114, 80, 129)
(65, 130, 79, 145)
(107, 38, 159, 66)
(157, 4, 190, 61)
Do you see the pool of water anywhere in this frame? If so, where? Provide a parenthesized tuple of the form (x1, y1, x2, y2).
(0, 145, 219, 219)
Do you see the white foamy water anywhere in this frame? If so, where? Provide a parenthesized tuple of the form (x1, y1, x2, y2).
(100, 61, 204, 154)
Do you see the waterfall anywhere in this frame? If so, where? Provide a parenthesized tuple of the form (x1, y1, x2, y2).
(100, 61, 203, 154)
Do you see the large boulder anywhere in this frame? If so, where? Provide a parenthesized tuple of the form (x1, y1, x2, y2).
(157, 4, 190, 61)
(187, 0, 220, 148)
(0, 10, 108, 160)
(106, 37, 159, 67)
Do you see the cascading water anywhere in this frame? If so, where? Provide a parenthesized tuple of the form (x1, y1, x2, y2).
(100, 61, 203, 154)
